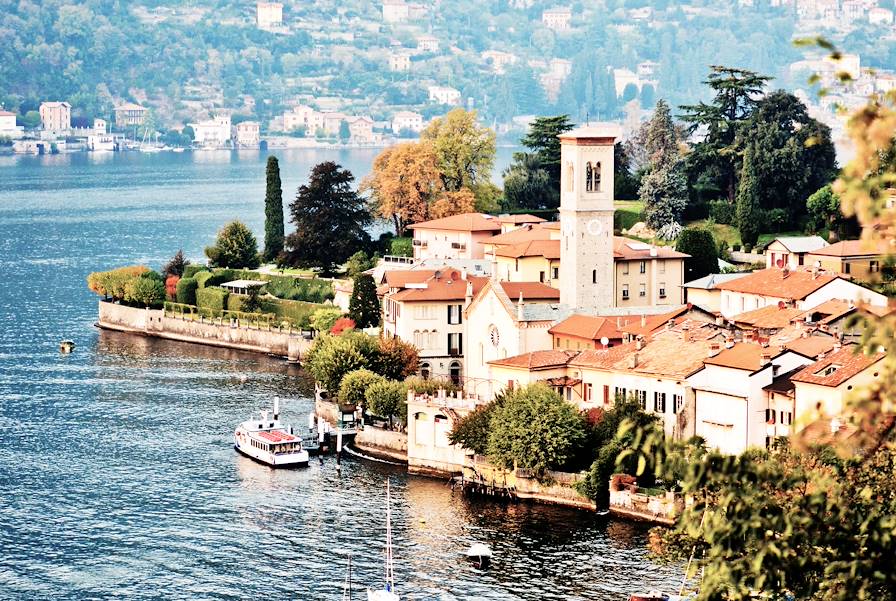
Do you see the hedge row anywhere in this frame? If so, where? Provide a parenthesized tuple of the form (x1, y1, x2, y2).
(176, 277, 198, 305)
(196, 286, 229, 311)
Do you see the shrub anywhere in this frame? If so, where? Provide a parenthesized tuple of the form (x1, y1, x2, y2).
(205, 220, 261, 269)
(339, 369, 385, 406)
(183, 264, 207, 279)
(330, 317, 356, 335)
(162, 250, 190, 278)
(675, 227, 719, 282)
(196, 286, 229, 312)
(375, 337, 419, 381)
(124, 276, 166, 308)
(365, 379, 408, 426)
(487, 383, 587, 476)
(195, 271, 216, 289)
(87, 265, 149, 300)
(404, 376, 460, 396)
(304, 334, 367, 393)
(708, 199, 734, 224)
(310, 307, 344, 332)
(176, 277, 198, 305)
(345, 251, 374, 278)
(264, 277, 334, 303)
(140, 270, 164, 283)
(165, 275, 180, 299)
(448, 394, 504, 455)
(390, 237, 413, 257)
(266, 298, 326, 328)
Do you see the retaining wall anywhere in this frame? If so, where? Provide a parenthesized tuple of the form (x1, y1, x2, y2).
(354, 427, 408, 463)
(96, 301, 310, 360)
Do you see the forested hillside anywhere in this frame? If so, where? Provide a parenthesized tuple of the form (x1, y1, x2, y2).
(0, 0, 891, 128)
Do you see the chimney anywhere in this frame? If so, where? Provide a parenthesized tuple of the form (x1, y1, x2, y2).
(760, 352, 772, 366)
(461, 267, 467, 280)
(708, 343, 721, 358)
(517, 292, 525, 321)
(629, 352, 639, 369)
(635, 337, 644, 351)
(724, 338, 735, 349)
(650, 246, 658, 257)
(464, 280, 474, 306)
(782, 267, 790, 279)
(833, 340, 842, 352)
(666, 319, 675, 330)
(640, 314, 647, 327)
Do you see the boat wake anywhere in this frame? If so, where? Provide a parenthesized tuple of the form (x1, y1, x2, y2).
(344, 445, 405, 466)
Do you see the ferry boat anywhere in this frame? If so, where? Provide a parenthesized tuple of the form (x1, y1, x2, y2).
(234, 398, 309, 467)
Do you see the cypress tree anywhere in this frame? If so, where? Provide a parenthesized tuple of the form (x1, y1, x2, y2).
(263, 156, 284, 262)
(348, 274, 381, 328)
(736, 147, 762, 248)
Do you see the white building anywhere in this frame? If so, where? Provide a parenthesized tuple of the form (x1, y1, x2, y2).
(558, 124, 620, 316)
(542, 7, 572, 30)
(256, 2, 283, 29)
(190, 114, 232, 147)
(389, 53, 411, 72)
(765, 236, 829, 270)
(382, 0, 409, 23)
(869, 7, 894, 25)
(347, 116, 374, 143)
(39, 101, 71, 135)
(428, 86, 462, 105)
(0, 110, 23, 139)
(392, 110, 424, 134)
(481, 50, 518, 74)
(283, 105, 318, 132)
(233, 121, 260, 148)
(417, 35, 440, 53)
(87, 117, 114, 151)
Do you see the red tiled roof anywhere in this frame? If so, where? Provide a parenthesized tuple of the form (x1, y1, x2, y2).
(715, 268, 839, 300)
(549, 314, 630, 342)
(795, 299, 855, 325)
(483, 223, 554, 245)
(408, 213, 502, 232)
(613, 237, 689, 260)
(703, 343, 766, 371)
(784, 335, 839, 359)
(496, 214, 546, 224)
(619, 306, 691, 338)
(389, 273, 488, 302)
(499, 281, 560, 301)
(571, 332, 714, 379)
(494, 239, 561, 259)
(0, 110, 15, 117)
(488, 349, 579, 370)
(790, 344, 884, 388)
(807, 238, 893, 258)
(730, 305, 805, 330)
(383, 270, 437, 288)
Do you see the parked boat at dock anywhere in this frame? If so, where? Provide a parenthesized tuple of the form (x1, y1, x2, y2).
(234, 398, 309, 467)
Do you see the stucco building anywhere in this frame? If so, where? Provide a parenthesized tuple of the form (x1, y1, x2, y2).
(39, 101, 71, 134)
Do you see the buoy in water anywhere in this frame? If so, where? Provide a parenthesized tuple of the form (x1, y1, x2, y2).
(59, 340, 75, 354)
(465, 543, 492, 569)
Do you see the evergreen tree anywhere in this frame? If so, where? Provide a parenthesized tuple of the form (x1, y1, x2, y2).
(263, 156, 284, 262)
(502, 115, 573, 210)
(162, 249, 189, 278)
(205, 221, 260, 269)
(348, 274, 380, 328)
(339, 120, 351, 142)
(675, 226, 719, 281)
(736, 147, 762, 248)
(681, 66, 772, 203)
(281, 162, 371, 274)
(639, 100, 687, 237)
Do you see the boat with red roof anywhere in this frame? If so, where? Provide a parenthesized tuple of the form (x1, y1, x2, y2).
(234, 398, 310, 467)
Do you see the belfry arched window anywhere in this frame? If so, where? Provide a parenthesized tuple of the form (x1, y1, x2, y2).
(594, 162, 602, 192)
(585, 162, 593, 192)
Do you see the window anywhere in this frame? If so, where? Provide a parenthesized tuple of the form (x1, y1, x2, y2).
(622, 262, 629, 275)
(639, 283, 646, 297)
(844, 263, 851, 274)
(765, 409, 776, 424)
(674, 394, 684, 414)
(594, 162, 602, 191)
(415, 305, 435, 319)
(658, 260, 665, 274)
(585, 161, 593, 192)
(659, 283, 666, 299)
(566, 164, 574, 192)
(552, 267, 559, 280)
(780, 411, 793, 425)
(447, 304, 462, 325)
(818, 364, 841, 377)
(539, 271, 545, 283)
(871, 260, 880, 273)
(636, 390, 647, 410)
(592, 269, 597, 283)
(654, 392, 666, 413)
(448, 333, 463, 355)
(639, 261, 646, 274)
(614, 386, 627, 401)
(585, 383, 593, 402)
(420, 362, 430, 379)
(565, 387, 572, 401)
(798, 254, 804, 266)
(622, 284, 629, 300)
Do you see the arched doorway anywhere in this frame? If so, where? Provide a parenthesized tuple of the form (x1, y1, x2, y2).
(420, 362, 431, 379)
(449, 361, 462, 387)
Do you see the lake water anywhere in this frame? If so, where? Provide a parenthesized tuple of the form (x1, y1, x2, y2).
(0, 149, 681, 599)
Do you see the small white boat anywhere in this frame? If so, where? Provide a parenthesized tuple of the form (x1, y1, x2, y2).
(465, 543, 492, 568)
(367, 480, 400, 600)
(234, 398, 309, 467)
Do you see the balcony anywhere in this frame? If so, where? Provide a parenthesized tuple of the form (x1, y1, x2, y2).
(448, 348, 462, 357)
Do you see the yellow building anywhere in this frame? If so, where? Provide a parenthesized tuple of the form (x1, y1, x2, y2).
(805, 239, 893, 282)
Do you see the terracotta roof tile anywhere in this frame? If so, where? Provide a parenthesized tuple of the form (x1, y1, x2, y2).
(795, 299, 855, 325)
(483, 223, 554, 245)
(730, 305, 805, 330)
(783, 335, 839, 359)
(549, 314, 631, 342)
(383, 270, 437, 288)
(703, 343, 767, 371)
(496, 214, 546, 224)
(613, 237, 690, 260)
(807, 238, 893, 258)
(619, 306, 691, 337)
(408, 212, 502, 232)
(715, 268, 839, 300)
(791, 344, 885, 388)
(494, 239, 561, 259)
(488, 349, 579, 370)
(572, 333, 713, 379)
(389, 273, 487, 302)
(499, 281, 560, 301)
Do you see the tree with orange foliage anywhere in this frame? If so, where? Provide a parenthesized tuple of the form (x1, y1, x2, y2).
(361, 141, 442, 236)
(429, 188, 477, 219)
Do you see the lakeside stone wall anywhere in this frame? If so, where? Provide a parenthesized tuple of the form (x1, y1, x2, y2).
(97, 301, 310, 360)
(354, 426, 408, 464)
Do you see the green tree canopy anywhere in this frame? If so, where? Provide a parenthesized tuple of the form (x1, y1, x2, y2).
(365, 379, 408, 426)
(205, 221, 261, 269)
(348, 274, 380, 328)
(486, 383, 587, 476)
(309, 307, 344, 332)
(806, 184, 841, 234)
(303, 333, 366, 393)
(282, 162, 371, 274)
(263, 156, 285, 262)
(736, 146, 762, 247)
(338, 368, 384, 407)
(448, 393, 505, 456)
(675, 226, 720, 282)
(640, 100, 687, 237)
(503, 115, 574, 210)
(421, 109, 496, 199)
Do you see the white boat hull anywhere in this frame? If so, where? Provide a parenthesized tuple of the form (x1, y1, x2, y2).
(234, 430, 309, 468)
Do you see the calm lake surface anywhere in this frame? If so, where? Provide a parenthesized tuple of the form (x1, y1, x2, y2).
(0, 149, 681, 599)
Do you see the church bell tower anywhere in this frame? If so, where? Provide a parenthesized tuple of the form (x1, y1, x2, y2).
(558, 124, 620, 315)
